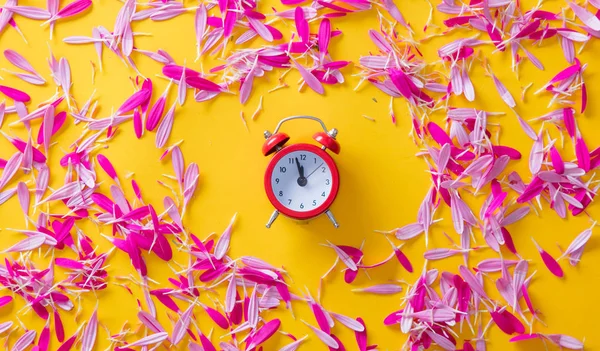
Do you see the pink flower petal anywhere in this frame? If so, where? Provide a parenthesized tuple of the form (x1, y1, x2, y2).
(532, 238, 564, 277)
(12, 330, 36, 351)
(491, 74, 516, 108)
(575, 137, 590, 172)
(294, 7, 309, 43)
(248, 319, 281, 350)
(569, 2, 600, 30)
(155, 103, 177, 148)
(214, 213, 237, 260)
(302, 320, 338, 349)
(3, 235, 47, 252)
(0, 85, 30, 102)
(354, 317, 367, 351)
(56, 0, 92, 18)
(117, 86, 152, 115)
(318, 18, 331, 56)
(81, 307, 98, 351)
(4, 5, 51, 19)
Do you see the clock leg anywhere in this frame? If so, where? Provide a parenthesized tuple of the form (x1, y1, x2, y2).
(325, 210, 339, 228)
(266, 210, 279, 228)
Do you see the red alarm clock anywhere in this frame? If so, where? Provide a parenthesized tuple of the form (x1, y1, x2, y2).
(262, 116, 340, 228)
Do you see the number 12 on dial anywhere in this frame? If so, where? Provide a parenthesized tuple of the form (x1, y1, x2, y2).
(262, 116, 341, 228)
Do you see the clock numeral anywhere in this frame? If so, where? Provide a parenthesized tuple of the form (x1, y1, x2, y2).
(275, 178, 280, 184)
(321, 192, 326, 197)
(322, 166, 326, 173)
(325, 179, 330, 185)
(278, 191, 283, 197)
(288, 158, 294, 164)
(312, 200, 317, 206)
(300, 155, 306, 160)
(288, 199, 292, 205)
(300, 203, 304, 209)
(314, 157, 317, 164)
(280, 166, 287, 173)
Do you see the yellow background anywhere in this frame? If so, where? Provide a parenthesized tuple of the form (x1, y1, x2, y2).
(0, 0, 599, 350)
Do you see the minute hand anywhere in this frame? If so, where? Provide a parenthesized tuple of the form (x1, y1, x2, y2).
(306, 162, 324, 179)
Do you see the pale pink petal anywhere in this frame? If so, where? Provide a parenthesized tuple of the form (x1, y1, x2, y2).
(0, 152, 23, 191)
(248, 16, 273, 42)
(122, 332, 169, 348)
(155, 103, 177, 148)
(291, 57, 324, 94)
(424, 248, 463, 260)
(459, 265, 488, 298)
(138, 311, 165, 333)
(563, 228, 592, 257)
(42, 105, 55, 153)
(171, 146, 184, 186)
(4, 49, 43, 76)
(395, 222, 424, 240)
(12, 330, 36, 351)
(353, 284, 403, 294)
(122, 23, 134, 57)
(3, 6, 51, 20)
(172, 304, 193, 345)
(177, 66, 187, 106)
(301, 320, 339, 349)
(16, 181, 29, 216)
(569, 2, 600, 30)
(81, 307, 98, 351)
(544, 334, 584, 349)
(214, 213, 237, 260)
(330, 312, 364, 332)
(4, 234, 48, 252)
(425, 330, 455, 351)
(491, 74, 516, 107)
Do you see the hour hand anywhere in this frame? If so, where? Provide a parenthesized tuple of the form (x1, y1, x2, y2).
(295, 157, 304, 177)
(295, 157, 307, 187)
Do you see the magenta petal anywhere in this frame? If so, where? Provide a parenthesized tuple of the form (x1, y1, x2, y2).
(550, 146, 565, 174)
(383, 310, 402, 325)
(56, 0, 92, 18)
(294, 7, 309, 43)
(318, 18, 331, 55)
(492, 145, 522, 160)
(344, 269, 358, 284)
(563, 108, 576, 138)
(248, 319, 280, 349)
(185, 76, 222, 92)
(204, 307, 230, 329)
(575, 137, 591, 172)
(540, 250, 564, 277)
(491, 310, 515, 335)
(427, 122, 453, 146)
(117, 89, 151, 115)
(510, 334, 540, 342)
(0, 85, 30, 102)
(354, 317, 367, 351)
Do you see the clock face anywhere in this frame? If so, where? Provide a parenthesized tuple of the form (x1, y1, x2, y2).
(265, 144, 339, 219)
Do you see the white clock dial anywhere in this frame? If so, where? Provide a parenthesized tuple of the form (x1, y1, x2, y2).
(270, 150, 334, 212)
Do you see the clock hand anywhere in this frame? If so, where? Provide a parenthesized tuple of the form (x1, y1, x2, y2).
(295, 157, 307, 187)
(295, 157, 304, 177)
(306, 162, 324, 179)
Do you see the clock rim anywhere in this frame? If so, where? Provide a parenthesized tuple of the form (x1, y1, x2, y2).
(264, 143, 340, 220)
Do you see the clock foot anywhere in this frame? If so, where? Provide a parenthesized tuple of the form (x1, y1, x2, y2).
(325, 210, 339, 228)
(266, 210, 279, 228)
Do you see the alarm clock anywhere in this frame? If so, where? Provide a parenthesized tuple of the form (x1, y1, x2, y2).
(262, 116, 341, 228)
